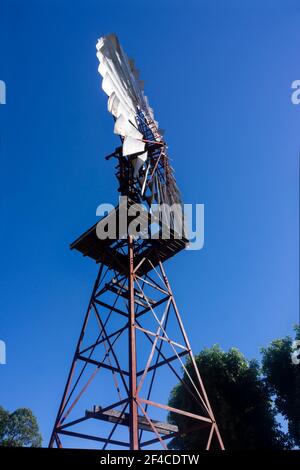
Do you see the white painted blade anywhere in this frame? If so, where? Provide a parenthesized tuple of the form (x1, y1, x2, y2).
(114, 115, 143, 140)
(102, 73, 115, 97)
(96, 35, 160, 138)
(122, 136, 145, 156)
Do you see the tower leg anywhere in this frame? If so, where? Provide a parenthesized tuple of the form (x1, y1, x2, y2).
(128, 235, 139, 449)
(158, 260, 225, 450)
(49, 265, 103, 448)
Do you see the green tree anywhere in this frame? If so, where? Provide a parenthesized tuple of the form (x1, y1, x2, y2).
(261, 325, 300, 448)
(0, 407, 42, 447)
(168, 345, 290, 449)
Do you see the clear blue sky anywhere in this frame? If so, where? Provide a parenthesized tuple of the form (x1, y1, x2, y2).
(0, 0, 298, 446)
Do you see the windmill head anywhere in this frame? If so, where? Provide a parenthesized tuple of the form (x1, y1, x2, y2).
(96, 34, 186, 238)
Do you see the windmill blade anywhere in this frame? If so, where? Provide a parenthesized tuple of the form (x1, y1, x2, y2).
(99, 60, 137, 119)
(123, 137, 145, 156)
(96, 35, 148, 118)
(107, 92, 133, 121)
(96, 34, 163, 167)
(114, 115, 143, 140)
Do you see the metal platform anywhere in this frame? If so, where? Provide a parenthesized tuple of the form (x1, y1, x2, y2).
(70, 204, 189, 276)
(86, 407, 178, 436)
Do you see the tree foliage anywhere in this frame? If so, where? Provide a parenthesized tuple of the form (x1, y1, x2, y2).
(261, 325, 300, 448)
(168, 345, 291, 450)
(0, 407, 42, 447)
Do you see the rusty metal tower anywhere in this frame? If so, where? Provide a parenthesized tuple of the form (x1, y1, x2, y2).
(49, 35, 224, 450)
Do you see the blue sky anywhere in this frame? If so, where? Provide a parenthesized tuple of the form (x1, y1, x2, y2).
(0, 0, 299, 447)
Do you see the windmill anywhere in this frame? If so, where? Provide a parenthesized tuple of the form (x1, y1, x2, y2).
(49, 34, 224, 450)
